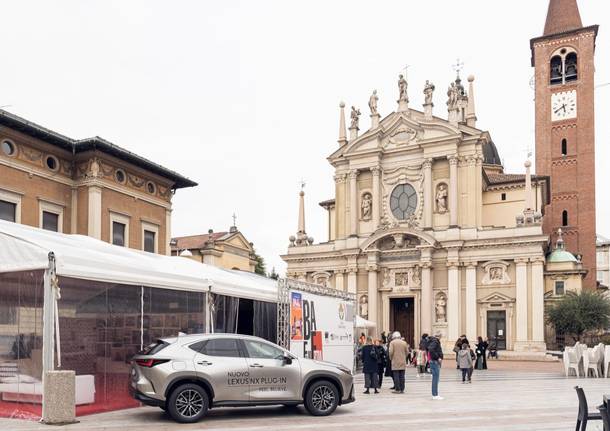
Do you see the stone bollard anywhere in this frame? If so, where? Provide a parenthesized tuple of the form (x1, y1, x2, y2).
(42, 370, 77, 425)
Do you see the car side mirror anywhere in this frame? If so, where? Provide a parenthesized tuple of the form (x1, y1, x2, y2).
(282, 353, 293, 365)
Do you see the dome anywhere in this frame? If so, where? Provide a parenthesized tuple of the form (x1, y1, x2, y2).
(547, 248, 578, 263)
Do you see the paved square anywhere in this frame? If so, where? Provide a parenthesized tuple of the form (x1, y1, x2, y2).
(2, 361, 609, 431)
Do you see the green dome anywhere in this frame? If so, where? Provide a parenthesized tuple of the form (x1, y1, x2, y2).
(547, 248, 578, 263)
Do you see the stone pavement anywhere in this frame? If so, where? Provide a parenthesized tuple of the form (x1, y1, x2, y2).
(2, 361, 609, 431)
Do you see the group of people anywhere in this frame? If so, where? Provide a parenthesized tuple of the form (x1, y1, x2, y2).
(358, 330, 445, 400)
(452, 335, 490, 382)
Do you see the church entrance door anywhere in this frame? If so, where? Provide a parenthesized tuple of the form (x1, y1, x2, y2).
(389, 297, 415, 347)
(487, 310, 507, 350)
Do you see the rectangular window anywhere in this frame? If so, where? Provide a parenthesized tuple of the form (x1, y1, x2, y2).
(501, 193, 506, 201)
(112, 221, 126, 246)
(0, 200, 16, 222)
(555, 280, 565, 296)
(144, 230, 156, 253)
(42, 211, 59, 232)
(599, 271, 605, 282)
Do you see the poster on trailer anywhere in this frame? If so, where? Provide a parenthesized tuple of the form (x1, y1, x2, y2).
(289, 290, 354, 370)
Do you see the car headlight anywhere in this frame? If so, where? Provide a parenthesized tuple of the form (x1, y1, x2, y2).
(337, 366, 352, 376)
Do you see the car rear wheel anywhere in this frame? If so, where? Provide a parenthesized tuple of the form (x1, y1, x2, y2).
(167, 383, 209, 423)
(304, 380, 339, 416)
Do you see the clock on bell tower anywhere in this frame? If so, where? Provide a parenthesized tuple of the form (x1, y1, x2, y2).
(530, 0, 598, 288)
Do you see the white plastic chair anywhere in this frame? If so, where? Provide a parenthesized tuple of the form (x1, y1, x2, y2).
(563, 349, 570, 377)
(585, 347, 601, 377)
(604, 345, 610, 378)
(567, 347, 582, 377)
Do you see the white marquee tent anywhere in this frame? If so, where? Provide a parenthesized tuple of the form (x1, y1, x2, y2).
(0, 219, 277, 302)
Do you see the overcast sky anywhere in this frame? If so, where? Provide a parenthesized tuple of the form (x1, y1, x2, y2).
(1, 0, 608, 274)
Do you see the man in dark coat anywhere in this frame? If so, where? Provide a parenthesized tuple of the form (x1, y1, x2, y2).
(361, 337, 379, 394)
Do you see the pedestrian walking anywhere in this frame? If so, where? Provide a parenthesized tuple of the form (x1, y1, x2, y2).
(361, 337, 379, 394)
(427, 331, 444, 400)
(389, 331, 409, 394)
(475, 336, 488, 370)
(374, 339, 387, 388)
(457, 343, 473, 383)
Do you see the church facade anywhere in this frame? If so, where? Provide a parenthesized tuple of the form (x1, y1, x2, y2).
(282, 0, 595, 355)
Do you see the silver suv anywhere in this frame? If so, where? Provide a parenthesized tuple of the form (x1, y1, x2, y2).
(129, 334, 354, 423)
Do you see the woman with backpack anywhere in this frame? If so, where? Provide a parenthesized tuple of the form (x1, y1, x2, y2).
(361, 337, 380, 394)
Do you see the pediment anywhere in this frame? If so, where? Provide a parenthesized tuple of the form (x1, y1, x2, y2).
(478, 292, 515, 304)
(329, 110, 462, 160)
(225, 232, 253, 251)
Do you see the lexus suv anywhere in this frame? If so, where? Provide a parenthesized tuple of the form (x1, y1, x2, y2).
(129, 333, 354, 423)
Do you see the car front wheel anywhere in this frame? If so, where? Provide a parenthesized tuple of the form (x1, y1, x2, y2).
(304, 380, 339, 416)
(167, 383, 209, 423)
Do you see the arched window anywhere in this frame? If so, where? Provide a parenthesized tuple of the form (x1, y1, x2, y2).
(550, 56, 563, 85)
(562, 210, 568, 227)
(565, 53, 578, 82)
(561, 138, 567, 156)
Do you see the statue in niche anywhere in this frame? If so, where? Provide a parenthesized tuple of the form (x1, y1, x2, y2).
(359, 294, 368, 318)
(350, 106, 361, 129)
(361, 193, 372, 221)
(436, 183, 448, 214)
(398, 74, 408, 102)
(435, 294, 447, 323)
(423, 80, 435, 105)
(368, 90, 378, 116)
(89, 159, 100, 178)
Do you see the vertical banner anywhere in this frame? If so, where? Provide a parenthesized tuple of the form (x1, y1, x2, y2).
(290, 292, 303, 340)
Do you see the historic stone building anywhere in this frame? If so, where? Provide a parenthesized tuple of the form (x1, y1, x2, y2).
(0, 109, 196, 254)
(282, 0, 600, 355)
(171, 224, 257, 272)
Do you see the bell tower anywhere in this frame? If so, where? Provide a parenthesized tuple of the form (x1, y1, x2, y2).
(530, 0, 598, 287)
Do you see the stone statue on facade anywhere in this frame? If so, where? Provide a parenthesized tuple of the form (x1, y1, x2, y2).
(398, 74, 408, 102)
(435, 294, 447, 323)
(368, 90, 378, 116)
(350, 106, 361, 129)
(423, 80, 435, 105)
(361, 193, 372, 221)
(436, 183, 448, 213)
(359, 294, 368, 318)
(382, 268, 391, 288)
(447, 82, 459, 110)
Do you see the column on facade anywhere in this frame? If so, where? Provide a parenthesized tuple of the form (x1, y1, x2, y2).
(531, 257, 546, 346)
(87, 185, 102, 240)
(475, 156, 483, 228)
(349, 170, 358, 236)
(423, 158, 433, 229)
(334, 270, 345, 291)
(515, 259, 529, 347)
(371, 166, 381, 229)
(420, 262, 433, 335)
(465, 262, 477, 343)
(448, 155, 458, 227)
(165, 209, 172, 256)
(447, 261, 460, 342)
(347, 268, 357, 294)
(367, 264, 378, 330)
(70, 187, 78, 234)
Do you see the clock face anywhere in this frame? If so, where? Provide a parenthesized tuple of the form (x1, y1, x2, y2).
(551, 90, 577, 121)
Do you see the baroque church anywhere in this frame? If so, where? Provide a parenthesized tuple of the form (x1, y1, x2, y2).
(282, 0, 596, 355)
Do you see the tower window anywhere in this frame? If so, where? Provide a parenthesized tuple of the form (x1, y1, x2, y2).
(501, 193, 506, 201)
(561, 139, 567, 156)
(565, 53, 578, 82)
(562, 210, 568, 227)
(550, 50, 578, 85)
(550, 56, 563, 85)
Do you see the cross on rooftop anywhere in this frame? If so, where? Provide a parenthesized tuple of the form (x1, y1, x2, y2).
(300, 179, 306, 191)
(452, 58, 464, 77)
(232, 212, 237, 226)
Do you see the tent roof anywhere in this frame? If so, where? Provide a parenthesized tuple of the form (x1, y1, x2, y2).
(0, 220, 277, 302)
